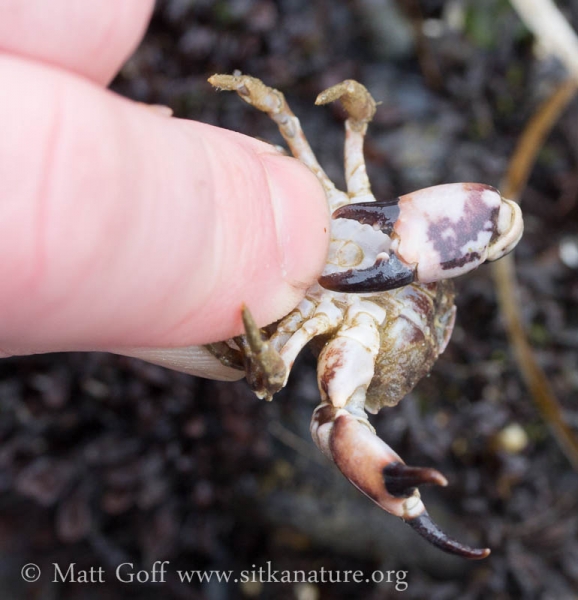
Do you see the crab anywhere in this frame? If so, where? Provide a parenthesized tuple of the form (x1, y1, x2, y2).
(201, 73, 523, 559)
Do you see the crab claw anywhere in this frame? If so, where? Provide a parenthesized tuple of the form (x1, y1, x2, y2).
(318, 183, 524, 294)
(311, 404, 490, 559)
(318, 198, 417, 293)
(318, 251, 416, 293)
(331, 199, 401, 232)
(319, 198, 416, 293)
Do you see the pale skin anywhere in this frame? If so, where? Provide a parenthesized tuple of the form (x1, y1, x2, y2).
(0, 1, 330, 360)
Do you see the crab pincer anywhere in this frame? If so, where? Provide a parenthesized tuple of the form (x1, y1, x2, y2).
(319, 183, 523, 293)
(311, 404, 490, 559)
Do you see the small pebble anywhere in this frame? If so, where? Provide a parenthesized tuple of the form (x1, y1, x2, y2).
(495, 423, 529, 454)
(559, 236, 578, 268)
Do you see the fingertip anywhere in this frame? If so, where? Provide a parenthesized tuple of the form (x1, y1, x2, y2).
(261, 152, 330, 290)
(159, 122, 331, 343)
(0, 0, 155, 84)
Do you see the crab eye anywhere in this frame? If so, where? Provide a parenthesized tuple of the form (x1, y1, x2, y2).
(487, 198, 524, 261)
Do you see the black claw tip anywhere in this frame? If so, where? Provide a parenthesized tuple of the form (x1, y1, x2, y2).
(406, 511, 491, 560)
(318, 253, 415, 293)
(383, 462, 447, 498)
(333, 200, 401, 233)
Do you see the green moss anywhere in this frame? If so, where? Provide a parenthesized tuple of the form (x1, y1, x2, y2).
(463, 0, 512, 49)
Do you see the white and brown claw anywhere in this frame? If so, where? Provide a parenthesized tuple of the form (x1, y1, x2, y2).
(319, 183, 523, 294)
(311, 404, 491, 559)
(318, 199, 417, 293)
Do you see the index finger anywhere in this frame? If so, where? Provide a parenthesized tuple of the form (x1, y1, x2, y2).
(0, 0, 155, 85)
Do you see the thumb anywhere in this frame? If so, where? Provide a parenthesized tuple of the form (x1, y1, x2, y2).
(0, 55, 330, 357)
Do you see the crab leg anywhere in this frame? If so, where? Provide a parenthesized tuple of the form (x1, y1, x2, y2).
(266, 298, 317, 352)
(316, 80, 377, 203)
(312, 404, 490, 559)
(239, 302, 342, 399)
(309, 303, 490, 559)
(209, 73, 339, 199)
(275, 299, 342, 374)
(236, 306, 288, 401)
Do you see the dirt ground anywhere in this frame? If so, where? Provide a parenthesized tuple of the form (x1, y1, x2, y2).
(2, 1, 578, 598)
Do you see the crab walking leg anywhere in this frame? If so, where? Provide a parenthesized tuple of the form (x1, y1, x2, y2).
(275, 299, 343, 377)
(342, 121, 373, 202)
(237, 306, 288, 401)
(239, 301, 342, 398)
(208, 73, 338, 197)
(267, 298, 317, 353)
(316, 80, 377, 203)
(310, 303, 490, 559)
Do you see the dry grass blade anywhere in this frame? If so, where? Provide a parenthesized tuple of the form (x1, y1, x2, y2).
(493, 79, 578, 469)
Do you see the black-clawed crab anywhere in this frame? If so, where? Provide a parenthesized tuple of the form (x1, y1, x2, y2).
(206, 73, 523, 559)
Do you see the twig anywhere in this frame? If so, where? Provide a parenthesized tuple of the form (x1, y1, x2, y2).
(501, 80, 578, 198)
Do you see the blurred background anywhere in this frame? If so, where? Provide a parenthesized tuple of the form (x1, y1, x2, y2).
(2, 0, 578, 598)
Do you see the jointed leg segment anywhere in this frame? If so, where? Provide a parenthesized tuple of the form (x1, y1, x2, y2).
(316, 80, 376, 202)
(209, 73, 336, 196)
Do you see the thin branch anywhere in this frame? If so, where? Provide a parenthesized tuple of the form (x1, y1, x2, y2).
(501, 80, 578, 199)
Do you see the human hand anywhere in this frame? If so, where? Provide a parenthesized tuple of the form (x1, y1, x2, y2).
(0, 1, 330, 373)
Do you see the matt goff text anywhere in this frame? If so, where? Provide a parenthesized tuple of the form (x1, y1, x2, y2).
(39, 561, 408, 590)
